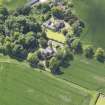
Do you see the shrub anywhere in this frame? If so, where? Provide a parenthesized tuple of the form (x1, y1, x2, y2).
(37, 3, 51, 13)
(62, 28, 68, 36)
(84, 45, 94, 59)
(51, 6, 64, 19)
(27, 52, 39, 67)
(49, 57, 60, 74)
(71, 38, 83, 54)
(95, 48, 105, 62)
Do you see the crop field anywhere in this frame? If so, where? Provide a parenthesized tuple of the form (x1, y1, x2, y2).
(58, 56, 105, 93)
(73, 0, 105, 49)
(46, 29, 66, 43)
(0, 56, 96, 105)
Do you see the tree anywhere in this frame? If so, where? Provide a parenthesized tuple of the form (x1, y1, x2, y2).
(84, 45, 94, 58)
(95, 48, 105, 62)
(27, 52, 39, 67)
(64, 47, 74, 61)
(0, 34, 5, 44)
(56, 47, 64, 60)
(41, 30, 48, 39)
(0, 24, 5, 34)
(72, 20, 84, 37)
(67, 1, 74, 8)
(0, 45, 5, 54)
(71, 38, 83, 54)
(37, 3, 51, 13)
(37, 61, 45, 70)
(62, 28, 68, 36)
(39, 37, 48, 48)
(5, 15, 41, 34)
(43, 11, 51, 21)
(4, 36, 11, 42)
(4, 41, 12, 54)
(61, 46, 73, 67)
(49, 57, 60, 74)
(14, 6, 31, 16)
(12, 44, 26, 60)
(18, 35, 26, 45)
(0, 6, 9, 21)
(55, 46, 73, 68)
(25, 32, 39, 51)
(13, 32, 20, 40)
(64, 8, 72, 22)
(51, 6, 64, 19)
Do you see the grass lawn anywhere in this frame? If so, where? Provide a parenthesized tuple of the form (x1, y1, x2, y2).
(46, 29, 66, 43)
(0, 0, 3, 5)
(3, 0, 27, 10)
(73, 0, 105, 49)
(58, 55, 105, 94)
(96, 94, 105, 105)
(0, 55, 96, 105)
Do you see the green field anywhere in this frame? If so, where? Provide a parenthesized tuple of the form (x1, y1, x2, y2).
(73, 0, 105, 49)
(0, 0, 3, 5)
(59, 56, 105, 93)
(0, 55, 96, 105)
(3, 0, 27, 10)
(96, 95, 105, 105)
(1, 0, 105, 105)
(47, 29, 66, 43)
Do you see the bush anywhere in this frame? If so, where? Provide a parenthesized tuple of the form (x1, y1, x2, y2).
(71, 38, 83, 54)
(37, 61, 45, 70)
(0, 6, 9, 20)
(37, 3, 51, 13)
(84, 45, 94, 59)
(56, 46, 73, 68)
(39, 37, 48, 48)
(62, 28, 68, 36)
(61, 47, 73, 67)
(27, 52, 39, 67)
(12, 44, 26, 60)
(95, 48, 105, 62)
(51, 6, 64, 19)
(14, 6, 31, 16)
(49, 57, 60, 74)
(0, 45, 5, 54)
